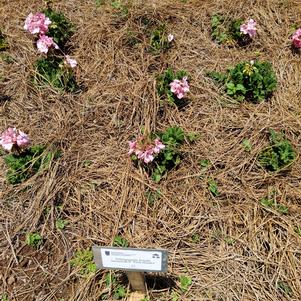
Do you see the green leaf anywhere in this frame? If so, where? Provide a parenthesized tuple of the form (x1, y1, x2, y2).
(179, 275, 192, 292)
(113, 235, 129, 247)
(208, 178, 219, 197)
(55, 219, 68, 230)
(242, 139, 252, 152)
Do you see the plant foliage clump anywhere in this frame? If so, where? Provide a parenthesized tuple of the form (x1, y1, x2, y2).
(43, 8, 74, 49)
(151, 127, 185, 182)
(3, 145, 60, 184)
(258, 130, 296, 172)
(157, 68, 188, 105)
(0, 29, 9, 51)
(149, 24, 171, 54)
(211, 14, 247, 46)
(208, 60, 277, 102)
(70, 249, 97, 275)
(34, 56, 77, 92)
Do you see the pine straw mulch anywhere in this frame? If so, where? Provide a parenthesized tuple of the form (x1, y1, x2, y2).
(1, 0, 301, 300)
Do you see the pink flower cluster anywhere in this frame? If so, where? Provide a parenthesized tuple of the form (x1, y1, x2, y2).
(240, 19, 257, 38)
(128, 138, 165, 164)
(24, 12, 51, 35)
(292, 28, 301, 48)
(0, 127, 30, 151)
(170, 77, 190, 99)
(24, 12, 58, 54)
(24, 12, 77, 67)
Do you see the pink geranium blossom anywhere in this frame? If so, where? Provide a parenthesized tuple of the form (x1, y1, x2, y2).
(65, 55, 77, 68)
(128, 137, 165, 164)
(292, 28, 301, 48)
(170, 77, 190, 99)
(240, 19, 257, 38)
(0, 127, 30, 151)
(168, 34, 174, 43)
(36, 35, 58, 53)
(24, 12, 51, 35)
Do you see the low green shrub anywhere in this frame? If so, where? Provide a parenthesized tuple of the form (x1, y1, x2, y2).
(70, 249, 97, 275)
(258, 130, 296, 172)
(3, 145, 60, 184)
(208, 60, 277, 102)
(43, 8, 74, 49)
(34, 56, 77, 92)
(157, 68, 189, 105)
(26, 232, 43, 248)
(149, 24, 171, 54)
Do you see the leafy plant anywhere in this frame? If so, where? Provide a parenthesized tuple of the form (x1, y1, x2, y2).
(157, 68, 188, 105)
(151, 127, 185, 182)
(258, 130, 296, 171)
(242, 139, 252, 152)
(200, 159, 211, 169)
(43, 8, 74, 49)
(3, 145, 60, 184)
(186, 132, 199, 143)
(294, 227, 301, 237)
(179, 275, 192, 292)
(70, 249, 97, 275)
(113, 285, 127, 300)
(277, 281, 293, 296)
(26, 232, 43, 248)
(34, 56, 77, 92)
(149, 24, 170, 54)
(191, 233, 200, 243)
(0, 29, 9, 51)
(111, 1, 128, 18)
(208, 178, 219, 197)
(211, 14, 247, 45)
(55, 219, 68, 230)
(260, 198, 288, 214)
(113, 235, 129, 247)
(208, 61, 277, 102)
(145, 188, 161, 206)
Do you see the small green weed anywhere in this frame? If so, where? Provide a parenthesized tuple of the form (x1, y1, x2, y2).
(258, 130, 296, 172)
(113, 285, 127, 300)
(152, 127, 185, 182)
(242, 139, 252, 152)
(294, 227, 301, 236)
(277, 281, 293, 296)
(111, 1, 128, 18)
(43, 8, 74, 49)
(208, 178, 219, 197)
(26, 232, 43, 248)
(113, 235, 129, 247)
(157, 68, 188, 105)
(55, 219, 68, 230)
(260, 198, 288, 214)
(145, 188, 161, 206)
(171, 291, 180, 301)
(149, 24, 171, 54)
(3, 145, 60, 184)
(186, 132, 199, 143)
(34, 56, 77, 92)
(1, 294, 8, 301)
(211, 14, 248, 46)
(179, 275, 192, 292)
(224, 236, 235, 245)
(200, 159, 211, 169)
(208, 60, 277, 102)
(191, 233, 200, 243)
(0, 29, 9, 51)
(70, 249, 97, 275)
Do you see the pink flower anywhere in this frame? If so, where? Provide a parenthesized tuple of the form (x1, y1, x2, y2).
(170, 76, 190, 99)
(36, 35, 58, 53)
(137, 147, 154, 164)
(0, 127, 30, 151)
(153, 138, 165, 154)
(24, 12, 51, 35)
(128, 140, 137, 155)
(292, 28, 301, 48)
(65, 55, 77, 68)
(168, 34, 174, 43)
(16, 131, 30, 149)
(240, 19, 257, 38)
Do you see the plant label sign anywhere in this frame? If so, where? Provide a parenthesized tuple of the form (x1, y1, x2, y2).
(92, 246, 168, 272)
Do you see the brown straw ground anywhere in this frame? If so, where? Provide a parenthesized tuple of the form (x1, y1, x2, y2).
(1, 0, 301, 300)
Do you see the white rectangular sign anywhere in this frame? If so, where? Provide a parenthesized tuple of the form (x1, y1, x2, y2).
(92, 246, 168, 272)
